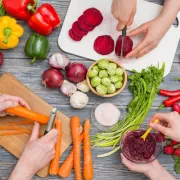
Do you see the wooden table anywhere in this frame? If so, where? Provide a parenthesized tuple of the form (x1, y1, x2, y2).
(0, 0, 179, 179)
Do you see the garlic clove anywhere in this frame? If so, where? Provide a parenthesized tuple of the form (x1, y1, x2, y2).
(77, 80, 90, 93)
(60, 80, 77, 97)
(70, 91, 89, 109)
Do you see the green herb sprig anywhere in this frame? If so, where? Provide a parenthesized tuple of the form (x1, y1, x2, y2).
(91, 63, 165, 157)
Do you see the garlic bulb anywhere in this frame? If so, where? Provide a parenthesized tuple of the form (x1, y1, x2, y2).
(60, 80, 77, 96)
(70, 91, 89, 109)
(49, 53, 70, 70)
(77, 80, 90, 93)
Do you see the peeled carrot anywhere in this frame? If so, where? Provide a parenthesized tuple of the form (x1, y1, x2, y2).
(83, 119, 94, 180)
(5, 106, 49, 124)
(71, 116, 82, 180)
(0, 125, 32, 135)
(49, 119, 62, 175)
(0, 130, 26, 136)
(8, 119, 34, 125)
(58, 133, 84, 178)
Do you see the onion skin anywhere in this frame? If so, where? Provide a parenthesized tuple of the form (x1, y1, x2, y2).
(49, 53, 70, 70)
(66, 63, 87, 83)
(0, 52, 4, 67)
(42, 68, 64, 88)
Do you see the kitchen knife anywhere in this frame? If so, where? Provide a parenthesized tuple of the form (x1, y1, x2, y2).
(120, 26, 127, 59)
(44, 108, 57, 135)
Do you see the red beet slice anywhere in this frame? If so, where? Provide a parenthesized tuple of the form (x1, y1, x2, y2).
(78, 16, 95, 32)
(72, 21, 88, 37)
(115, 35, 133, 57)
(94, 35, 114, 55)
(83, 8, 103, 27)
(69, 29, 83, 41)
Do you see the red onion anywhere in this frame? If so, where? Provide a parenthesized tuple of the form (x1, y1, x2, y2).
(66, 63, 87, 82)
(42, 68, 64, 88)
(0, 52, 4, 67)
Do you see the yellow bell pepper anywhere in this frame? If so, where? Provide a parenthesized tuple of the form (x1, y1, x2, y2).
(0, 16, 24, 49)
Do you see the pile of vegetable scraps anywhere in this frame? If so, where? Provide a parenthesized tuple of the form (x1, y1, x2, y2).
(91, 63, 165, 157)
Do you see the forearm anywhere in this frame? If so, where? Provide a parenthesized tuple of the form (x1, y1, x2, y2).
(159, 0, 180, 26)
(145, 164, 175, 180)
(9, 159, 35, 180)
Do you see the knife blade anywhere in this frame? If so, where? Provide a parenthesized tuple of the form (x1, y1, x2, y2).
(44, 108, 57, 135)
(120, 26, 127, 59)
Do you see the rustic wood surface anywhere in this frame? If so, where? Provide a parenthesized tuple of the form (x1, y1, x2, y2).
(0, 0, 179, 179)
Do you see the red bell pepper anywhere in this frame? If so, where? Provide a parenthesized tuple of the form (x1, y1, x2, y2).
(2, 0, 36, 20)
(28, 3, 61, 36)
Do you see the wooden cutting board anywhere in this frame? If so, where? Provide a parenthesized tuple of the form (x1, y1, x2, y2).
(0, 73, 72, 178)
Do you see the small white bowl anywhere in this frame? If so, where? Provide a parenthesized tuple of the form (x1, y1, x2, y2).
(91, 100, 126, 131)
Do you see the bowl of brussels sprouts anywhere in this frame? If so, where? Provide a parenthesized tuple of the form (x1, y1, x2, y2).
(86, 59, 127, 97)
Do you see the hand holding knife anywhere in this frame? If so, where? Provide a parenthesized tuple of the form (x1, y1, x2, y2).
(120, 26, 127, 59)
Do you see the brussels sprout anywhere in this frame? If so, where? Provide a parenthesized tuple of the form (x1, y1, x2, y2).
(96, 84, 107, 96)
(91, 77, 101, 87)
(108, 63, 117, 69)
(93, 65, 99, 72)
(88, 69, 98, 78)
(116, 68, 123, 76)
(107, 67, 116, 76)
(99, 70, 108, 78)
(101, 77, 111, 86)
(111, 75, 122, 83)
(97, 59, 109, 69)
(115, 81, 123, 89)
(107, 83, 116, 94)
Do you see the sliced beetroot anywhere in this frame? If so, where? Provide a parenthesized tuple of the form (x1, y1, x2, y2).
(94, 35, 114, 55)
(115, 35, 133, 57)
(78, 16, 95, 32)
(72, 21, 88, 37)
(69, 29, 83, 41)
(83, 8, 103, 27)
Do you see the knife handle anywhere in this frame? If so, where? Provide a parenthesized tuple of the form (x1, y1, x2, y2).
(122, 26, 127, 37)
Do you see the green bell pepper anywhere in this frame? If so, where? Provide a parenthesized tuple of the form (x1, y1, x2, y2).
(24, 33, 50, 64)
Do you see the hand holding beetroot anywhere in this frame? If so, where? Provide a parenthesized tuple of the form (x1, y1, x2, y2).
(149, 112, 180, 142)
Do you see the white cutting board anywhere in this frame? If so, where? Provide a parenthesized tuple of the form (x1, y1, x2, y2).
(58, 0, 180, 77)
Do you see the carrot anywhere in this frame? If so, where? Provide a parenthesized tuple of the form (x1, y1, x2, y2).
(0, 130, 26, 136)
(71, 116, 82, 180)
(58, 133, 84, 178)
(83, 119, 93, 180)
(8, 119, 34, 125)
(49, 119, 62, 175)
(0, 125, 32, 135)
(5, 106, 49, 124)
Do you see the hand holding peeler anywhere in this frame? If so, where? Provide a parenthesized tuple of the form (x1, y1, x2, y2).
(44, 108, 57, 135)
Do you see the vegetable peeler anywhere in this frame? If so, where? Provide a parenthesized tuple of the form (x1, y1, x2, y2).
(120, 26, 127, 59)
(44, 108, 57, 135)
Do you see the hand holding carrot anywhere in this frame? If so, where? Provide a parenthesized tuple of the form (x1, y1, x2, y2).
(9, 122, 58, 180)
(0, 94, 30, 117)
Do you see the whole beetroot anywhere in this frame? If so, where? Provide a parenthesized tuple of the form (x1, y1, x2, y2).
(115, 35, 133, 57)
